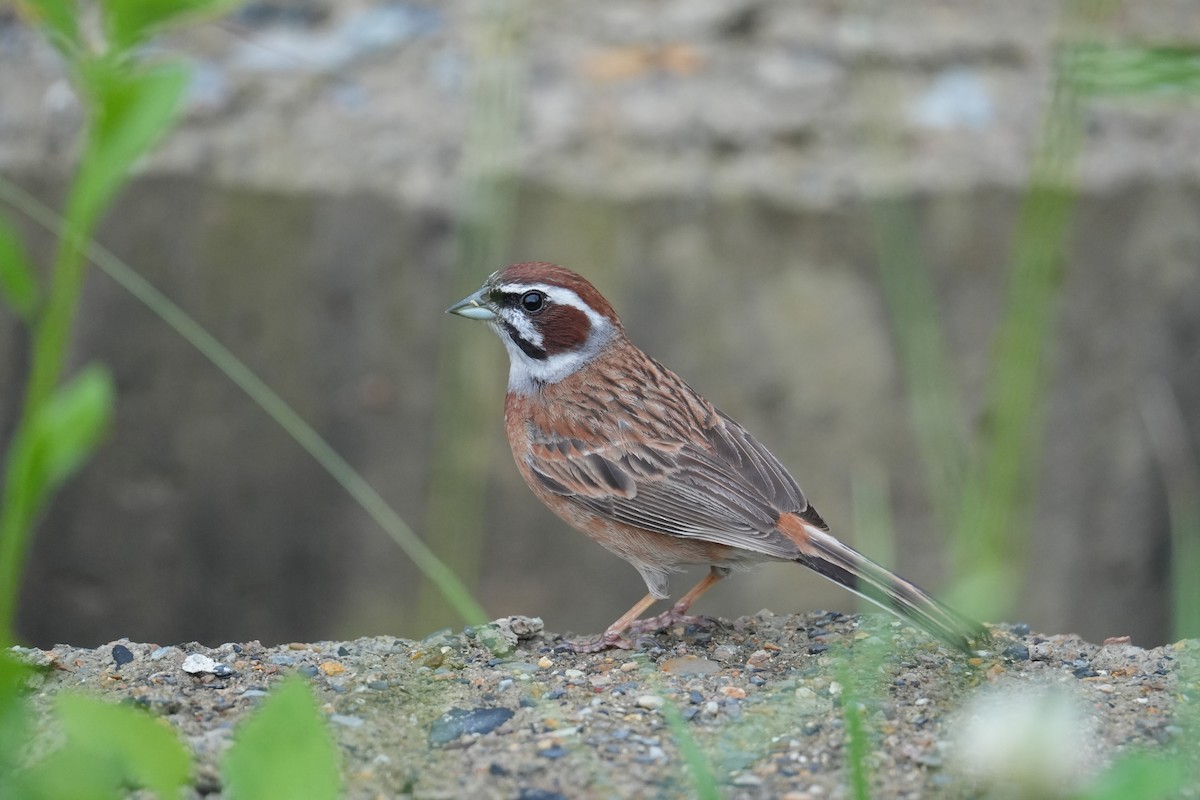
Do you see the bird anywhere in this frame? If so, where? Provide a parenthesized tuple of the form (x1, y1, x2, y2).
(447, 262, 988, 653)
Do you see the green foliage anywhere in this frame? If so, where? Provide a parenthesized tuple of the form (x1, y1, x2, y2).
(1081, 751, 1190, 800)
(69, 61, 188, 237)
(0, 219, 40, 323)
(1066, 44, 1200, 95)
(13, 694, 192, 800)
(222, 678, 342, 800)
(661, 700, 721, 800)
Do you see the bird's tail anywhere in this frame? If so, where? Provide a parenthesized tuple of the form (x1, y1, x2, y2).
(796, 525, 989, 653)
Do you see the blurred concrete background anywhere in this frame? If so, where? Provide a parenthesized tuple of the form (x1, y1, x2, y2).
(1, 0, 1198, 648)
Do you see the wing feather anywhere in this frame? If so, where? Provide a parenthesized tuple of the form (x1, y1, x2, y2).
(525, 378, 819, 560)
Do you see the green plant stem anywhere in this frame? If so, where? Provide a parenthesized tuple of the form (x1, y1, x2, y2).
(952, 69, 1085, 612)
(417, 0, 527, 631)
(870, 200, 969, 536)
(0, 178, 488, 628)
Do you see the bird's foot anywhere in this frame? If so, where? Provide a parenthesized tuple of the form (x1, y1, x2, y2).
(557, 630, 638, 653)
(625, 609, 718, 637)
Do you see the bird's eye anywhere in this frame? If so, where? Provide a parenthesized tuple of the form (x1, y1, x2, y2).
(521, 291, 546, 313)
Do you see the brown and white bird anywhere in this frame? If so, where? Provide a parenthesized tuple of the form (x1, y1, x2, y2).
(448, 262, 987, 653)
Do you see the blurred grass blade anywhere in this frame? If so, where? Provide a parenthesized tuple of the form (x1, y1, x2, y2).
(14, 0, 80, 58)
(222, 678, 340, 800)
(418, 0, 528, 630)
(1137, 378, 1200, 641)
(0, 178, 489, 627)
(952, 46, 1087, 616)
(870, 199, 969, 535)
(1066, 44, 1200, 95)
(661, 700, 721, 800)
(0, 219, 40, 323)
(103, 0, 242, 52)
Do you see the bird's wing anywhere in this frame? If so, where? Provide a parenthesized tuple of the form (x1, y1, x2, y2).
(525, 397, 824, 561)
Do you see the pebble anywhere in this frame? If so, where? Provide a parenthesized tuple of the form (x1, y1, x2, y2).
(719, 686, 747, 699)
(111, 644, 134, 668)
(428, 707, 515, 746)
(636, 695, 664, 710)
(1004, 644, 1031, 661)
(537, 656, 553, 669)
(319, 661, 345, 676)
(563, 668, 585, 679)
(181, 654, 219, 675)
(712, 645, 740, 662)
(149, 646, 173, 661)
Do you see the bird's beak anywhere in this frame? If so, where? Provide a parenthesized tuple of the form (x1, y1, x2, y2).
(446, 286, 498, 321)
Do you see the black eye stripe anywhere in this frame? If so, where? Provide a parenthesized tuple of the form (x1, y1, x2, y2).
(492, 288, 550, 313)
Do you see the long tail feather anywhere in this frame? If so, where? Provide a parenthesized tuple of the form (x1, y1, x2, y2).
(798, 528, 989, 653)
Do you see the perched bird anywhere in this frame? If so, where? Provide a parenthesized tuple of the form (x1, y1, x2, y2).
(448, 262, 987, 653)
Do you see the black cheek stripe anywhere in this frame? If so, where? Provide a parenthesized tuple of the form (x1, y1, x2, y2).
(503, 322, 547, 360)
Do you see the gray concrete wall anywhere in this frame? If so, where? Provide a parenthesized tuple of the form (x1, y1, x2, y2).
(1, 0, 1197, 647)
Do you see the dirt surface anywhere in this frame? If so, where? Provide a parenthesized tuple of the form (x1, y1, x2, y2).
(11, 613, 1194, 798)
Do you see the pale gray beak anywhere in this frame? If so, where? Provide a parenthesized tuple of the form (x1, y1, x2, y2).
(446, 286, 498, 320)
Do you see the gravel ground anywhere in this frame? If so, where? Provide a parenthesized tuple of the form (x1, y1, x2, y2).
(11, 612, 1196, 799)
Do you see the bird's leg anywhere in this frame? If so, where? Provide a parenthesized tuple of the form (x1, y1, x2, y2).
(563, 592, 659, 652)
(625, 567, 727, 636)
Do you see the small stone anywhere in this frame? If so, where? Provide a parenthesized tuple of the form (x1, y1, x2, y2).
(537, 656, 553, 669)
(538, 745, 569, 760)
(712, 645, 740, 662)
(298, 665, 320, 678)
(428, 707, 514, 746)
(319, 661, 346, 676)
(703, 701, 719, 716)
(330, 714, 364, 728)
(181, 654, 219, 675)
(1004, 644, 1031, 661)
(1009, 623, 1032, 637)
(149, 646, 173, 661)
(688, 690, 704, 704)
(111, 644, 134, 668)
(620, 661, 639, 672)
(498, 679, 514, 692)
(337, 646, 351, 657)
(368, 680, 389, 691)
(828, 681, 842, 697)
(564, 669, 585, 679)
(731, 773, 764, 787)
(745, 649, 771, 669)
(719, 686, 747, 699)
(636, 695, 664, 710)
(808, 643, 830, 655)
(269, 655, 296, 666)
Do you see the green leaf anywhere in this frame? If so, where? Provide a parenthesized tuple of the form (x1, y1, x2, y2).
(0, 654, 33, 791)
(0, 218, 41, 323)
(68, 61, 187, 236)
(103, 0, 240, 51)
(16, 0, 81, 58)
(31, 365, 115, 490)
(223, 678, 341, 800)
(48, 694, 192, 798)
(1082, 751, 1189, 800)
